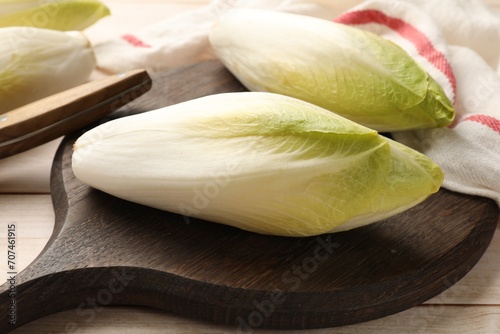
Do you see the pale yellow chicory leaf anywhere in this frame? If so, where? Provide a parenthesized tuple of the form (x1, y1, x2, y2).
(0, 0, 110, 31)
(0, 27, 96, 114)
(209, 9, 455, 132)
(72, 92, 444, 237)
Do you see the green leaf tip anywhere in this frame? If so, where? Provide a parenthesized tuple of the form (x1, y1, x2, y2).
(209, 8, 455, 132)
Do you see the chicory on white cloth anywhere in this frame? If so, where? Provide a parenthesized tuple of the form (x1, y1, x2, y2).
(93, 0, 500, 206)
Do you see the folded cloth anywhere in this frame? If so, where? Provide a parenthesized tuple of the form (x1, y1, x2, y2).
(93, 0, 362, 73)
(93, 0, 500, 205)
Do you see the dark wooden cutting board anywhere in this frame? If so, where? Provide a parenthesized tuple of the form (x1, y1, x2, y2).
(1, 60, 499, 332)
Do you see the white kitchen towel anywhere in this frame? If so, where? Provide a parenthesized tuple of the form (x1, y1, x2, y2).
(93, 0, 500, 205)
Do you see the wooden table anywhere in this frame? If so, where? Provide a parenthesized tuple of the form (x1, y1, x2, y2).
(1, 1, 500, 332)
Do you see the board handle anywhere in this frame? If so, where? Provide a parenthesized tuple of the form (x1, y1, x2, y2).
(0, 69, 152, 159)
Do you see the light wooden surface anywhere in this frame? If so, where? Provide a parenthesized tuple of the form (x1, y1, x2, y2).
(1, 1, 500, 333)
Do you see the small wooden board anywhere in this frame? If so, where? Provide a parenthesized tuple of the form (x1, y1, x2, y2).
(1, 61, 498, 332)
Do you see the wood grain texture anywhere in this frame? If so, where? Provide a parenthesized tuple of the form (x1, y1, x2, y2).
(2, 0, 500, 332)
(0, 61, 498, 333)
(10, 304, 500, 334)
(0, 143, 60, 193)
(0, 70, 152, 159)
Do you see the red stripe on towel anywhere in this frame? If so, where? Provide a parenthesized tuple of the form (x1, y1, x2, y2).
(121, 34, 152, 48)
(462, 114, 500, 134)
